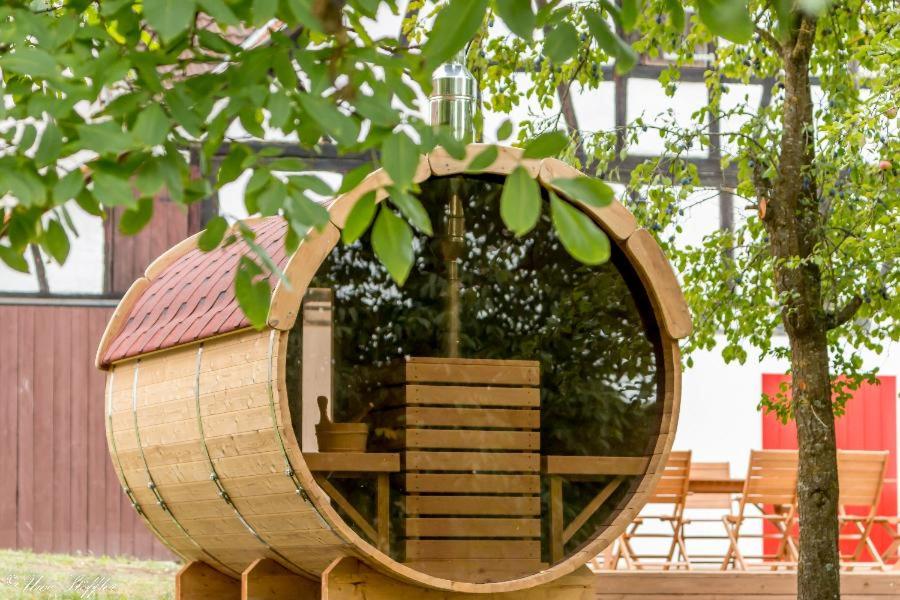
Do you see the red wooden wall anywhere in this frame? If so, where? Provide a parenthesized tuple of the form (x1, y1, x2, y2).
(0, 304, 173, 560)
(105, 197, 204, 295)
(762, 374, 898, 559)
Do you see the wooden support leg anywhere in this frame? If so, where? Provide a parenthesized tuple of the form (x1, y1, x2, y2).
(376, 472, 390, 552)
(242, 558, 320, 600)
(176, 561, 241, 600)
(550, 475, 564, 564)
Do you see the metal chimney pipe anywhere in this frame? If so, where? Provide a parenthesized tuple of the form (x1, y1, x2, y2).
(430, 48, 475, 358)
(429, 48, 476, 142)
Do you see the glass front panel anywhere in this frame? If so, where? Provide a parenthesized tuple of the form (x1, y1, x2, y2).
(287, 175, 663, 583)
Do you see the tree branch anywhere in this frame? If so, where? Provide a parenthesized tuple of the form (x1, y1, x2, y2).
(826, 295, 864, 329)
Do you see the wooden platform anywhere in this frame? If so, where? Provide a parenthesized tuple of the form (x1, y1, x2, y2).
(591, 571, 900, 599)
(175, 558, 900, 599)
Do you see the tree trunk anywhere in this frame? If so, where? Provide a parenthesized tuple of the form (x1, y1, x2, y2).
(759, 15, 842, 600)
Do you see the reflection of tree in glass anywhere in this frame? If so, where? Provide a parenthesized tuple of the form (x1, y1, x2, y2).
(305, 175, 663, 563)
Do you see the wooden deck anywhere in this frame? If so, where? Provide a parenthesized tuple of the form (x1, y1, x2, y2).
(591, 571, 900, 599)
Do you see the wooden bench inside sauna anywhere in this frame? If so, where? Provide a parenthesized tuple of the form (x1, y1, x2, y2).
(97, 146, 691, 595)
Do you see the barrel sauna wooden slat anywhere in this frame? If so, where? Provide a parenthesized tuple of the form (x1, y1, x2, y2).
(384, 385, 541, 407)
(389, 429, 541, 451)
(381, 406, 540, 429)
(377, 357, 540, 387)
(404, 451, 540, 472)
(406, 540, 541, 560)
(404, 474, 541, 494)
(404, 495, 542, 516)
(406, 518, 542, 538)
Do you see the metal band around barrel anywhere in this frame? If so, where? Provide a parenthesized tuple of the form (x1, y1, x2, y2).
(129, 359, 239, 577)
(266, 330, 329, 528)
(193, 345, 318, 578)
(105, 369, 181, 558)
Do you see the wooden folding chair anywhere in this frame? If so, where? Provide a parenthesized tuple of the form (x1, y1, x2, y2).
(617, 451, 692, 570)
(721, 450, 798, 571)
(681, 462, 734, 567)
(837, 450, 889, 570)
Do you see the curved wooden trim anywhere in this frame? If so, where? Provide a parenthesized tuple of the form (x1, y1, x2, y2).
(267, 223, 341, 331)
(95, 277, 150, 370)
(144, 230, 202, 280)
(428, 144, 541, 178)
(624, 229, 693, 340)
(537, 158, 638, 242)
(327, 157, 431, 229)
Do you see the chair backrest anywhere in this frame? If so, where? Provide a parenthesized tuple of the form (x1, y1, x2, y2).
(837, 450, 888, 517)
(740, 449, 798, 509)
(649, 450, 692, 510)
(687, 461, 732, 509)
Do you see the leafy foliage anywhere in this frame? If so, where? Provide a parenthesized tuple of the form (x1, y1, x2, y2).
(0, 0, 757, 324)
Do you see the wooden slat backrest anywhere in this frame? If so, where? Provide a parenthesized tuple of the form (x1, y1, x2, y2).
(687, 462, 732, 509)
(837, 450, 888, 513)
(648, 450, 692, 506)
(740, 449, 798, 508)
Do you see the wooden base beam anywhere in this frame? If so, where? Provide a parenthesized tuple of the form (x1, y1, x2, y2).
(176, 561, 241, 600)
(242, 558, 320, 600)
(321, 557, 593, 599)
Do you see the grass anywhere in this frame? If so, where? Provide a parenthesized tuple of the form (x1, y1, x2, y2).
(0, 549, 178, 599)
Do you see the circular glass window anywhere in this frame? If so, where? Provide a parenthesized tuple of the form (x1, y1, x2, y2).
(286, 175, 663, 583)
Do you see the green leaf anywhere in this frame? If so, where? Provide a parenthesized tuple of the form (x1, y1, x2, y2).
(283, 0, 324, 32)
(198, 215, 228, 251)
(75, 189, 103, 217)
(218, 145, 250, 186)
(522, 130, 569, 159)
(466, 145, 499, 172)
(543, 22, 579, 63)
(584, 9, 638, 74)
(697, 0, 754, 44)
(53, 170, 85, 204)
(497, 119, 514, 141)
(0, 168, 45, 207)
(42, 219, 70, 264)
(665, 0, 685, 31)
(500, 166, 541, 236)
(550, 191, 610, 265)
(77, 121, 134, 155)
(135, 159, 166, 196)
(35, 122, 63, 167)
(132, 104, 170, 146)
(550, 176, 614, 207)
(422, 0, 490, 70)
(199, 0, 239, 25)
(272, 50, 299, 89)
(286, 189, 330, 227)
(119, 197, 154, 235)
(234, 256, 271, 329)
(253, 0, 278, 24)
(298, 94, 360, 146)
(381, 132, 419, 189)
(285, 175, 331, 197)
(257, 180, 287, 216)
(0, 245, 29, 273)
(621, 0, 640, 32)
(494, 0, 536, 40)
(390, 188, 432, 235)
(339, 163, 374, 193)
(354, 93, 401, 128)
(267, 91, 291, 131)
(0, 48, 57, 79)
(342, 190, 378, 244)
(92, 171, 134, 206)
(143, 0, 197, 42)
(371, 207, 414, 285)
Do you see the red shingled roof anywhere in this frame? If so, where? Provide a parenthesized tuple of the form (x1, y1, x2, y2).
(101, 217, 289, 366)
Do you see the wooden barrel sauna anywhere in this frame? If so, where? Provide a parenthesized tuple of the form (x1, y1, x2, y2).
(96, 144, 691, 593)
